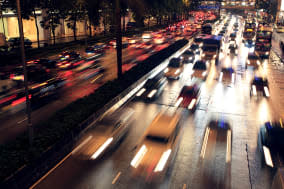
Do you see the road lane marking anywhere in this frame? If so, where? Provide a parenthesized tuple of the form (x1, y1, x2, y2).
(112, 172, 121, 184)
(183, 184, 187, 189)
(17, 117, 27, 124)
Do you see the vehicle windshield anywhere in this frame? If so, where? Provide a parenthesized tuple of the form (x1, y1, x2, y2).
(181, 86, 194, 95)
(253, 77, 268, 85)
(203, 46, 217, 52)
(248, 54, 258, 59)
(194, 38, 202, 42)
(183, 50, 194, 56)
(146, 135, 169, 143)
(169, 59, 181, 68)
(193, 61, 206, 70)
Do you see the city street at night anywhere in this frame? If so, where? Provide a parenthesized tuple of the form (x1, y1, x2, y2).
(1, 0, 284, 188)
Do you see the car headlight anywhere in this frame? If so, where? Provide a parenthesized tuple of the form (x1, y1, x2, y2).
(202, 71, 207, 77)
(131, 145, 148, 168)
(257, 60, 260, 65)
(164, 68, 169, 73)
(213, 55, 217, 58)
(247, 60, 250, 65)
(154, 149, 172, 172)
(264, 86, 270, 97)
(188, 99, 197, 110)
(265, 52, 269, 55)
(252, 85, 257, 96)
(136, 88, 146, 97)
(202, 54, 205, 57)
(263, 146, 274, 167)
(147, 89, 157, 98)
(90, 137, 113, 159)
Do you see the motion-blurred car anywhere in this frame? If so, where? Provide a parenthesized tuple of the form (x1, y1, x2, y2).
(228, 43, 238, 55)
(142, 31, 152, 40)
(180, 50, 195, 63)
(201, 119, 232, 163)
(192, 60, 208, 80)
(259, 121, 284, 168)
(194, 37, 203, 46)
(85, 43, 106, 55)
(190, 43, 200, 54)
(244, 39, 255, 48)
(73, 108, 135, 160)
(136, 75, 167, 100)
(27, 59, 57, 69)
(246, 53, 260, 69)
(230, 33, 237, 40)
(250, 76, 270, 97)
(218, 67, 236, 84)
(57, 58, 85, 69)
(10, 64, 52, 83)
(130, 109, 181, 181)
(175, 84, 200, 110)
(164, 58, 183, 79)
(58, 51, 81, 61)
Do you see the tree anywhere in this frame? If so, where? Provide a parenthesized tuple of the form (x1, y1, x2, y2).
(40, 0, 66, 45)
(65, 0, 86, 41)
(85, 0, 101, 37)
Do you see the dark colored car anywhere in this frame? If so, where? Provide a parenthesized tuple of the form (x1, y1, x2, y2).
(58, 51, 81, 61)
(136, 74, 167, 100)
(244, 39, 255, 48)
(8, 37, 32, 48)
(10, 64, 52, 83)
(85, 44, 106, 55)
(230, 33, 237, 40)
(175, 84, 200, 110)
(190, 44, 200, 54)
(228, 43, 238, 55)
(259, 121, 284, 168)
(250, 76, 270, 97)
(27, 59, 57, 69)
(181, 50, 195, 63)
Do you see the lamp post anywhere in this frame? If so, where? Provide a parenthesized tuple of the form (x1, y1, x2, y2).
(116, 0, 122, 78)
(16, 0, 33, 145)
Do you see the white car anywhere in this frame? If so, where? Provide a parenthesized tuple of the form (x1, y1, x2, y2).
(72, 108, 135, 160)
(130, 109, 181, 182)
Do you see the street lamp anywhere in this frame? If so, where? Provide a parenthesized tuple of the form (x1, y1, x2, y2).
(16, 0, 33, 145)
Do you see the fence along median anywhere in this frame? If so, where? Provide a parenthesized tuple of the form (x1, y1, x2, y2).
(0, 38, 189, 188)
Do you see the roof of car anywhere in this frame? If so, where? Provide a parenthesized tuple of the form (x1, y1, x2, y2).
(147, 112, 180, 139)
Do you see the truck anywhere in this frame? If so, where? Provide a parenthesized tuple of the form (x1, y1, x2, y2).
(201, 35, 222, 64)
